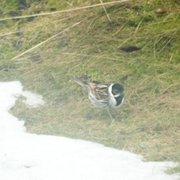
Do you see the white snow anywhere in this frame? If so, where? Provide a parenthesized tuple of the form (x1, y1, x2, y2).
(0, 81, 179, 180)
(22, 90, 45, 108)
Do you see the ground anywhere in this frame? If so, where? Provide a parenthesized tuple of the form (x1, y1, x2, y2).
(0, 0, 179, 174)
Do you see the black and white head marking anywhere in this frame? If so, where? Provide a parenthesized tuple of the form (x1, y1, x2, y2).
(108, 83, 124, 107)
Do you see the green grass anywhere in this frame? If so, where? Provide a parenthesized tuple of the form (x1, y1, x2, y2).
(0, 0, 180, 174)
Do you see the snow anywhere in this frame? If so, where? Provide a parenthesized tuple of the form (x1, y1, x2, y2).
(0, 81, 179, 180)
(22, 90, 44, 108)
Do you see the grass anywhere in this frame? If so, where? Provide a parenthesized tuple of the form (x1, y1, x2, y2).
(0, 0, 180, 174)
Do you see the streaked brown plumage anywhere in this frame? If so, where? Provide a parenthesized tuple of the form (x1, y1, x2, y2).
(73, 75, 124, 108)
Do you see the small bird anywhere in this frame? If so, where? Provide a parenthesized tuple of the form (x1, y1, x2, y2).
(73, 75, 124, 121)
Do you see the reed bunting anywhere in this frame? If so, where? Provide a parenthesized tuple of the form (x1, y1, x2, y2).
(73, 75, 124, 109)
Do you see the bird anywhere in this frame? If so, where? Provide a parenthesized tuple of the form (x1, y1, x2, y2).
(72, 75, 124, 121)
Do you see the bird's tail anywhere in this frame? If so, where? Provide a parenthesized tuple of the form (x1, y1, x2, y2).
(72, 75, 89, 87)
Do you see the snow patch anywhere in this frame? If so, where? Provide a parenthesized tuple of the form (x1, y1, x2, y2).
(22, 90, 45, 107)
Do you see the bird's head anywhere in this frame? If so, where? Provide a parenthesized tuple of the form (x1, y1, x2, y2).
(109, 83, 124, 97)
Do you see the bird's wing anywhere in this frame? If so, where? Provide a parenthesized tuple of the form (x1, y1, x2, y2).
(89, 82, 109, 100)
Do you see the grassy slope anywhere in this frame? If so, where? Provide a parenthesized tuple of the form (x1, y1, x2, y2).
(0, 0, 179, 174)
